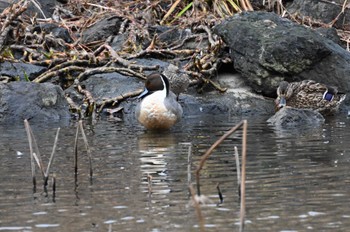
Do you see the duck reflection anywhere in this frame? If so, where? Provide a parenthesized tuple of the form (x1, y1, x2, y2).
(137, 132, 178, 195)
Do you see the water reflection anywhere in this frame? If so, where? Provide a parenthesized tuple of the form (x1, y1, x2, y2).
(0, 115, 349, 231)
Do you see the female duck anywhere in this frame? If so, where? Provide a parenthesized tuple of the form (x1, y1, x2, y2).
(136, 72, 183, 130)
(276, 80, 346, 115)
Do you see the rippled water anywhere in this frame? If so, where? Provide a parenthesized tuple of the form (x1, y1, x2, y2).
(0, 114, 349, 231)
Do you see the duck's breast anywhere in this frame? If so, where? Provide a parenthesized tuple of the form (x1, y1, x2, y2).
(137, 91, 180, 129)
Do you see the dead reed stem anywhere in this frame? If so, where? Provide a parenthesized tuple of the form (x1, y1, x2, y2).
(187, 143, 192, 185)
(73, 122, 79, 175)
(189, 184, 205, 232)
(44, 128, 60, 186)
(147, 174, 153, 197)
(24, 120, 45, 178)
(73, 121, 93, 180)
(234, 146, 241, 197)
(195, 120, 245, 196)
(24, 119, 60, 195)
(24, 120, 36, 187)
(239, 120, 248, 232)
(194, 120, 248, 231)
(78, 120, 93, 179)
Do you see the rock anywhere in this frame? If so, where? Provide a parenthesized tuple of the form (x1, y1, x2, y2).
(287, 0, 350, 30)
(213, 11, 350, 101)
(315, 27, 342, 45)
(0, 61, 46, 81)
(64, 72, 144, 106)
(81, 16, 123, 44)
(267, 107, 325, 127)
(149, 26, 207, 50)
(33, 23, 73, 44)
(0, 82, 70, 123)
(0, 0, 60, 18)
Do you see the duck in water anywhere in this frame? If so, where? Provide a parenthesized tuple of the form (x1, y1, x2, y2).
(136, 72, 183, 130)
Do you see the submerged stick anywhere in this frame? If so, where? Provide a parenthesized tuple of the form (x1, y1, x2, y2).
(239, 120, 248, 232)
(52, 173, 56, 203)
(195, 120, 245, 196)
(216, 183, 223, 204)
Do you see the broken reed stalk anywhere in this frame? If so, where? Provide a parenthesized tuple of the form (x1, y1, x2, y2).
(24, 119, 60, 195)
(189, 184, 205, 232)
(73, 121, 93, 179)
(73, 123, 79, 175)
(24, 120, 45, 178)
(78, 120, 93, 179)
(52, 174, 56, 202)
(147, 174, 153, 197)
(195, 120, 245, 196)
(24, 119, 36, 189)
(44, 128, 60, 186)
(187, 143, 192, 186)
(239, 120, 247, 232)
(234, 146, 241, 197)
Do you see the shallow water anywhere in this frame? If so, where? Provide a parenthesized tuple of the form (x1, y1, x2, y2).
(0, 114, 349, 231)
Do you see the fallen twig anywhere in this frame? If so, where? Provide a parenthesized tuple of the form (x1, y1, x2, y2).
(127, 48, 197, 60)
(0, 0, 29, 51)
(77, 66, 146, 82)
(97, 89, 144, 113)
(33, 66, 86, 83)
(75, 84, 96, 118)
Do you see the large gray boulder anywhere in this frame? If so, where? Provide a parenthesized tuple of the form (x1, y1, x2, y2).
(213, 12, 350, 100)
(0, 82, 70, 123)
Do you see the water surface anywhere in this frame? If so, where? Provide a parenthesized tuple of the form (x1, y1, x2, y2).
(0, 114, 349, 231)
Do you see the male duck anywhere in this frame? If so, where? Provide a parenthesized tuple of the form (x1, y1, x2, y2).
(135, 72, 183, 130)
(276, 80, 346, 115)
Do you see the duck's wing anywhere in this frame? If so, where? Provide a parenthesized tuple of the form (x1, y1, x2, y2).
(287, 80, 327, 109)
(164, 91, 183, 119)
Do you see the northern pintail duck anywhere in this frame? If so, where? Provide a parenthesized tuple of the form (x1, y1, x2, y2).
(276, 80, 346, 115)
(136, 72, 183, 130)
